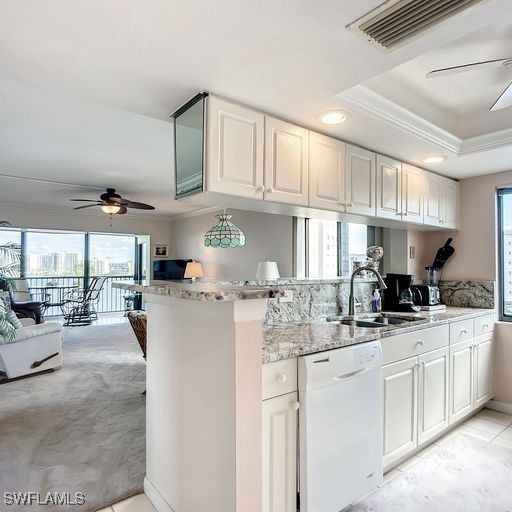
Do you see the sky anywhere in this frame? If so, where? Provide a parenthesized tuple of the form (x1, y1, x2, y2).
(0, 230, 135, 263)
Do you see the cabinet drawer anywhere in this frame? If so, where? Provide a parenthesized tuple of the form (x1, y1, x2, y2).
(381, 325, 449, 365)
(450, 319, 474, 344)
(262, 358, 298, 400)
(474, 314, 495, 337)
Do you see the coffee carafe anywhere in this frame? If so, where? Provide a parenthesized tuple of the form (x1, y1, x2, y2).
(383, 273, 422, 312)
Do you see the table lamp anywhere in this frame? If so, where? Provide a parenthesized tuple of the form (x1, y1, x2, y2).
(256, 261, 280, 280)
(184, 261, 203, 282)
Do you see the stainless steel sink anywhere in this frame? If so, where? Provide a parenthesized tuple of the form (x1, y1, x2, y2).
(328, 318, 385, 328)
(368, 315, 425, 325)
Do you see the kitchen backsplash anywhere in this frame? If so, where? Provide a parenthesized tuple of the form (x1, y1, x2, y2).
(439, 280, 495, 309)
(199, 278, 377, 324)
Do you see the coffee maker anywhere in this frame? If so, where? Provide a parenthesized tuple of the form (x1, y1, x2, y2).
(383, 273, 422, 312)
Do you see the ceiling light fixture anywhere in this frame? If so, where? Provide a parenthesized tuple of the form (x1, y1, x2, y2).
(423, 155, 447, 164)
(100, 204, 122, 214)
(204, 211, 246, 248)
(319, 110, 347, 125)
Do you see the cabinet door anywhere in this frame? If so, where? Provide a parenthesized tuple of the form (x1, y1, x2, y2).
(449, 339, 474, 424)
(382, 357, 418, 469)
(474, 335, 494, 408)
(345, 144, 376, 216)
(376, 155, 402, 220)
(402, 164, 424, 224)
(441, 179, 459, 229)
(424, 172, 442, 227)
(264, 116, 309, 206)
(308, 132, 346, 211)
(418, 347, 449, 445)
(207, 96, 264, 198)
(262, 392, 298, 512)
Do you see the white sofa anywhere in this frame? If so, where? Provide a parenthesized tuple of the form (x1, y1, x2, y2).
(0, 321, 63, 379)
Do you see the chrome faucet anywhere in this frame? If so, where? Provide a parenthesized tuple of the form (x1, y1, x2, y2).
(348, 266, 387, 316)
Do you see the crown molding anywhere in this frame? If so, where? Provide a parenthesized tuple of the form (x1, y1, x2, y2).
(340, 86, 512, 157)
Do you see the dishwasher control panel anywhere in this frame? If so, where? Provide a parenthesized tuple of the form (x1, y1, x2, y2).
(298, 341, 382, 392)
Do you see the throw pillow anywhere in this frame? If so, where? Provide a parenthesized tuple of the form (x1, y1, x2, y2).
(0, 300, 16, 343)
(6, 309, 22, 329)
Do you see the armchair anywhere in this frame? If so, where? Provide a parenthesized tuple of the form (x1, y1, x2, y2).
(60, 276, 107, 326)
(9, 279, 47, 324)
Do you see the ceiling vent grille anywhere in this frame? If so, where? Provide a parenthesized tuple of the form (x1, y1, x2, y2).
(349, 0, 483, 51)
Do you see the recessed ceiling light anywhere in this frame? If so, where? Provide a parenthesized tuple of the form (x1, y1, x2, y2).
(320, 110, 347, 124)
(423, 155, 446, 164)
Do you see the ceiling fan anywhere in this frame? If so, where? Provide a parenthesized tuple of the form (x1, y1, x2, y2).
(70, 188, 155, 215)
(426, 58, 512, 111)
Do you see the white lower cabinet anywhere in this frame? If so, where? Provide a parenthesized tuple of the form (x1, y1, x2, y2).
(473, 335, 494, 409)
(449, 338, 474, 424)
(418, 346, 449, 444)
(382, 356, 418, 468)
(262, 391, 298, 512)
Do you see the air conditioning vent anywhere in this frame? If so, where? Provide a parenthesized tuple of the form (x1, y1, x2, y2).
(349, 0, 483, 51)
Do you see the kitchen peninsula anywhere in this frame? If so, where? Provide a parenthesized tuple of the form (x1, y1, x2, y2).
(114, 280, 495, 512)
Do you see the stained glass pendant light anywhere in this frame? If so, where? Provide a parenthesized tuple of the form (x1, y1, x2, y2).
(204, 212, 246, 248)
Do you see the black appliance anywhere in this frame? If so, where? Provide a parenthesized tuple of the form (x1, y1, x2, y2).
(411, 284, 442, 306)
(153, 259, 192, 280)
(383, 273, 422, 312)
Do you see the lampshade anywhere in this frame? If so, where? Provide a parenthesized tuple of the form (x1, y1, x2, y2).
(204, 214, 246, 248)
(100, 204, 122, 214)
(184, 261, 203, 281)
(256, 261, 280, 280)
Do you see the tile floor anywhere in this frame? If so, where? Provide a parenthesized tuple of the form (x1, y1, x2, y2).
(101, 407, 512, 512)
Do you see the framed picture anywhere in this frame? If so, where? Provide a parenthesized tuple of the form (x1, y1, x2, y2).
(153, 244, 169, 258)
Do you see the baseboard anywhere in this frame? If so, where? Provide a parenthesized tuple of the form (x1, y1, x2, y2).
(144, 476, 175, 512)
(485, 399, 512, 415)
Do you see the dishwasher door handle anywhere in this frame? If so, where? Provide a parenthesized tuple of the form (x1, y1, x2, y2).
(333, 368, 366, 381)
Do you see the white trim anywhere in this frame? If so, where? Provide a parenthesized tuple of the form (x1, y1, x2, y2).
(340, 86, 461, 154)
(144, 476, 175, 512)
(461, 127, 512, 155)
(485, 399, 512, 415)
(340, 86, 512, 157)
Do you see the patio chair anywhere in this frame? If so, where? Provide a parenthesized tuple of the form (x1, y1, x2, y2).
(60, 276, 107, 326)
(9, 278, 49, 324)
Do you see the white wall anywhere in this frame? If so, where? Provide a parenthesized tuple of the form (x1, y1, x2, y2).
(170, 209, 293, 280)
(0, 204, 172, 268)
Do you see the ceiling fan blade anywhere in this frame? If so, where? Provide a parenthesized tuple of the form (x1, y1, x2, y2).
(123, 200, 155, 210)
(73, 204, 100, 210)
(490, 81, 512, 111)
(70, 199, 99, 202)
(426, 58, 512, 78)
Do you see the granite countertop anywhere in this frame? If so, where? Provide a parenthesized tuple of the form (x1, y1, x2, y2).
(262, 308, 494, 364)
(112, 281, 283, 302)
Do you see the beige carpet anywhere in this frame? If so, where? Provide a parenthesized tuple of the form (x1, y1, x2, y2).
(0, 321, 146, 512)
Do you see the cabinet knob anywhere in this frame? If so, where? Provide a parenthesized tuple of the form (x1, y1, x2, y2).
(346, 202, 353, 207)
(416, 340, 424, 346)
(395, 212, 401, 216)
(266, 187, 274, 193)
(460, 329, 467, 335)
(257, 185, 264, 193)
(338, 201, 347, 206)
(483, 323, 489, 329)
(291, 401, 300, 411)
(403, 212, 408, 216)
(277, 373, 287, 384)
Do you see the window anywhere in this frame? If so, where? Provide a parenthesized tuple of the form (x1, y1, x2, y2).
(298, 218, 375, 278)
(497, 188, 512, 320)
(0, 228, 21, 278)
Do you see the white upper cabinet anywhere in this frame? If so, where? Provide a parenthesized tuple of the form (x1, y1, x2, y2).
(206, 96, 265, 199)
(441, 178, 459, 229)
(424, 172, 459, 228)
(402, 164, 424, 223)
(376, 155, 402, 220)
(264, 116, 309, 206)
(345, 144, 376, 216)
(308, 132, 346, 211)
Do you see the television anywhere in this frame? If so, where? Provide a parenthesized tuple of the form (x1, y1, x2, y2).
(153, 259, 192, 280)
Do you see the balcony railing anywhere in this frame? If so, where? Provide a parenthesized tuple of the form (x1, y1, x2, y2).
(25, 275, 135, 317)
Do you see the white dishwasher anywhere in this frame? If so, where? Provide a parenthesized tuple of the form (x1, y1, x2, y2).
(298, 341, 383, 512)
